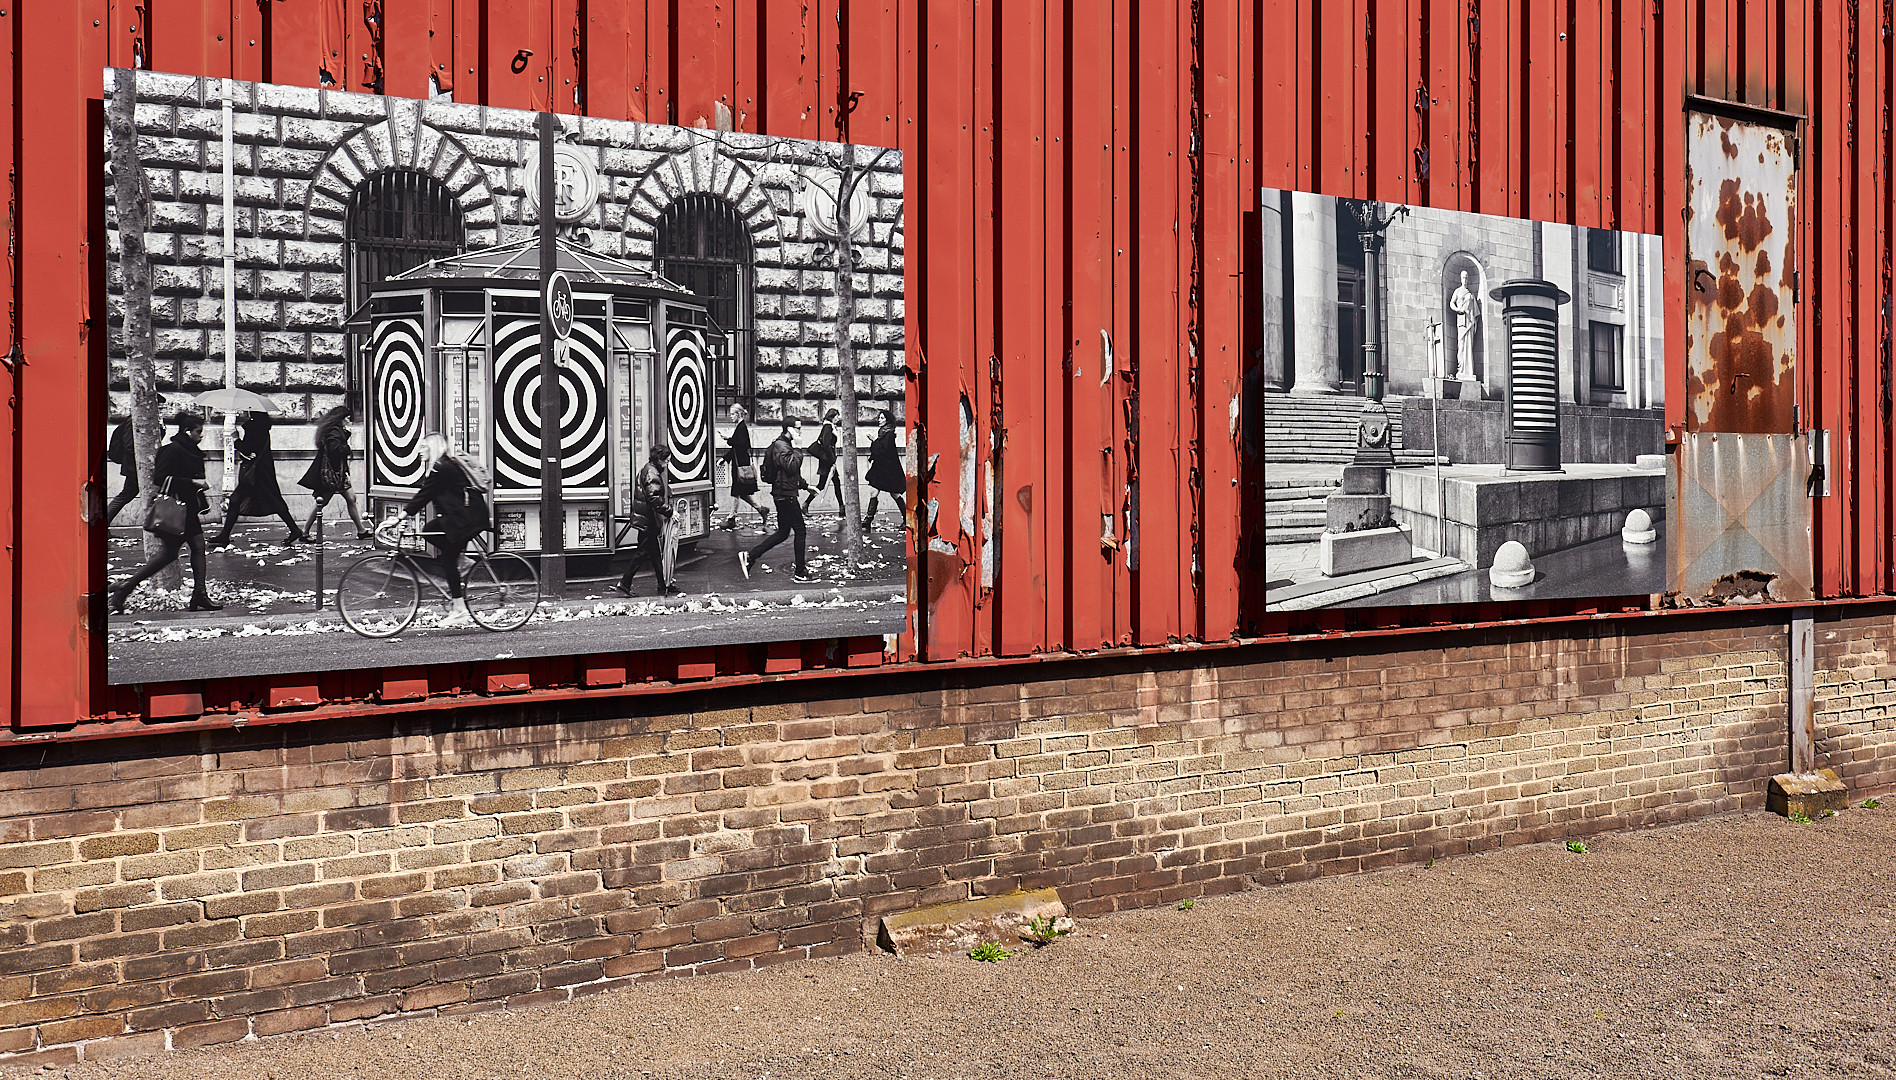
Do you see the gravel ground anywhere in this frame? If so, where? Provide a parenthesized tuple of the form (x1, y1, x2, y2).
(20, 807, 1896, 1079)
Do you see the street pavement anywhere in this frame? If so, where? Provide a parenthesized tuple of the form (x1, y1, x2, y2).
(104, 499, 910, 685)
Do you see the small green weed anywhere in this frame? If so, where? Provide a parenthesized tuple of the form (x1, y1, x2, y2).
(1565, 840, 1589, 855)
(1864, 798, 1882, 810)
(1023, 914, 1071, 944)
(1788, 810, 1814, 824)
(1424, 858, 1436, 869)
(1176, 899, 1197, 912)
(1824, 809, 1839, 818)
(968, 941, 1012, 962)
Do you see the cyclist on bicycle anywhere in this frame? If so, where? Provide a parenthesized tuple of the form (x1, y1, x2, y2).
(400, 433, 492, 628)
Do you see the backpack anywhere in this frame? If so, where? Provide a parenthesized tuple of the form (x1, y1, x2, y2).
(447, 449, 492, 496)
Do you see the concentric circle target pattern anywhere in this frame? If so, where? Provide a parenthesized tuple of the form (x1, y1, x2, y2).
(665, 327, 712, 484)
(491, 312, 610, 491)
(370, 318, 426, 488)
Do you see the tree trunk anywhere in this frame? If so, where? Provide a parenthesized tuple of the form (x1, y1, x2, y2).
(108, 68, 177, 587)
(832, 154, 865, 571)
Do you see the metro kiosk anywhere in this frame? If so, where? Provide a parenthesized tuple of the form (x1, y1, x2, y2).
(349, 238, 722, 558)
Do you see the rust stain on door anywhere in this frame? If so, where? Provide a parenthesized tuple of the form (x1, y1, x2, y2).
(1683, 113, 1798, 433)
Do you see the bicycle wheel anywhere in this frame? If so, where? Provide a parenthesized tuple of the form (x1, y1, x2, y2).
(337, 555, 422, 638)
(464, 551, 540, 631)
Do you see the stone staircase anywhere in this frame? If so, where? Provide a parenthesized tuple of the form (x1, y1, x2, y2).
(1264, 475, 1338, 544)
(1262, 390, 1441, 467)
(1263, 391, 1442, 544)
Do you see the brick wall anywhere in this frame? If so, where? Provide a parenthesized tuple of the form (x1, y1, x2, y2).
(1814, 608, 1896, 795)
(0, 616, 1797, 1066)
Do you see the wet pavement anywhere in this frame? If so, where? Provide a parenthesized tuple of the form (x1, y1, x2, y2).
(104, 501, 910, 685)
(1355, 519, 1668, 606)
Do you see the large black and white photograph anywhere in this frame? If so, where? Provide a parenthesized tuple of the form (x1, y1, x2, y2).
(103, 69, 908, 683)
(1260, 189, 1666, 610)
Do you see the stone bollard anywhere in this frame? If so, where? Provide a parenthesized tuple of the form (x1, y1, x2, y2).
(1489, 539, 1536, 589)
(1622, 508, 1657, 544)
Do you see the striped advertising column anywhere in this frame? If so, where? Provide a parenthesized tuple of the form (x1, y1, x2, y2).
(1492, 278, 1572, 472)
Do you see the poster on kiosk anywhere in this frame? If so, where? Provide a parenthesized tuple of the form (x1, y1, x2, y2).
(101, 68, 909, 684)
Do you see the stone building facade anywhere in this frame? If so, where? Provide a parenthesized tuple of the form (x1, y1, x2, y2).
(1260, 189, 1664, 414)
(104, 70, 905, 467)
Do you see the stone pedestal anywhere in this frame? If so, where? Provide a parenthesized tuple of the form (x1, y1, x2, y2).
(1319, 524, 1414, 576)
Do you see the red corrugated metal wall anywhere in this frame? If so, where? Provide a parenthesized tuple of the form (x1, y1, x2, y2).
(0, 1, 1885, 734)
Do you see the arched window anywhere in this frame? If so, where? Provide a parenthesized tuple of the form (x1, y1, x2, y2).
(345, 171, 465, 411)
(657, 195, 754, 404)
(347, 170, 466, 306)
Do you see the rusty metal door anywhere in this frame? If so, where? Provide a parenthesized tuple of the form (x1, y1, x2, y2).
(1673, 108, 1812, 603)
(1684, 111, 1798, 433)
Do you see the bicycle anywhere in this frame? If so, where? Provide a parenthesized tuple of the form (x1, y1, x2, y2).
(337, 519, 541, 638)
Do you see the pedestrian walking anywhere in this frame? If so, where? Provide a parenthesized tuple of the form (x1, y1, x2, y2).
(740, 420, 814, 581)
(210, 412, 306, 547)
(400, 433, 492, 628)
(103, 417, 140, 525)
(298, 405, 371, 540)
(861, 411, 907, 531)
(108, 412, 222, 613)
(614, 444, 681, 598)
(724, 403, 769, 529)
(801, 407, 844, 513)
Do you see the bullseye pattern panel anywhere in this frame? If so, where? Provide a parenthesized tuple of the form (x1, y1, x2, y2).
(662, 317, 714, 491)
(490, 297, 610, 497)
(369, 301, 427, 492)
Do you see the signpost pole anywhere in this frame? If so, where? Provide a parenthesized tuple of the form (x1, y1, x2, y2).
(537, 112, 566, 597)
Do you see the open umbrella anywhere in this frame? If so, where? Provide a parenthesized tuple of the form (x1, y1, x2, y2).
(192, 387, 281, 414)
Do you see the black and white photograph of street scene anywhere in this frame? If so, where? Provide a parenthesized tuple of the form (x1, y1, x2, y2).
(103, 69, 907, 683)
(1260, 188, 1666, 610)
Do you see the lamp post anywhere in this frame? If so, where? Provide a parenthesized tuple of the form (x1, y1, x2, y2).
(1317, 199, 1415, 578)
(1347, 199, 1408, 469)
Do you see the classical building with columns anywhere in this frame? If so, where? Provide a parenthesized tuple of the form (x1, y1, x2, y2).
(1259, 188, 1663, 420)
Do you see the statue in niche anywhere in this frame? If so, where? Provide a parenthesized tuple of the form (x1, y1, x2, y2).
(1448, 269, 1480, 382)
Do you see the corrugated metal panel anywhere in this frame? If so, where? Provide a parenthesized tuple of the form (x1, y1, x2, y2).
(3, 1, 1893, 732)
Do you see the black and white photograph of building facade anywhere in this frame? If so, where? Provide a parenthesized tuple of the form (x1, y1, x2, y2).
(1260, 188, 1666, 610)
(102, 69, 908, 683)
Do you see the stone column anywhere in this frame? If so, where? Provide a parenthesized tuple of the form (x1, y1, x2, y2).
(1288, 191, 1338, 394)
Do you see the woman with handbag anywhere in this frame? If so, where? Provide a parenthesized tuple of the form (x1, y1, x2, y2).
(209, 412, 306, 547)
(108, 412, 222, 613)
(298, 405, 371, 540)
(724, 403, 768, 529)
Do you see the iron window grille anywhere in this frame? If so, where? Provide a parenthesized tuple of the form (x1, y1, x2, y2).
(657, 194, 754, 405)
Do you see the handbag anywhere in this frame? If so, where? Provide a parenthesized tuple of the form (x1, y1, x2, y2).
(735, 464, 758, 485)
(143, 478, 191, 539)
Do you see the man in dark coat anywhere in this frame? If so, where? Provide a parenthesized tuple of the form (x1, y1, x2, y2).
(614, 445, 680, 597)
(741, 420, 813, 581)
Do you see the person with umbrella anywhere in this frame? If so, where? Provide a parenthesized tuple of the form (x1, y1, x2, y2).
(298, 405, 371, 540)
(107, 412, 221, 613)
(209, 412, 305, 547)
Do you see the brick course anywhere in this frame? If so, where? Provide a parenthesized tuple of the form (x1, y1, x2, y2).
(1, 613, 1856, 1063)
